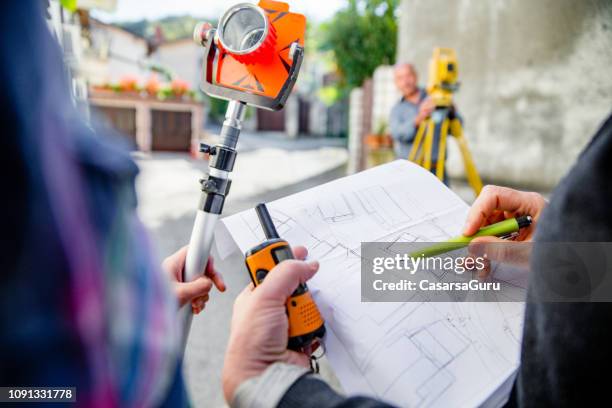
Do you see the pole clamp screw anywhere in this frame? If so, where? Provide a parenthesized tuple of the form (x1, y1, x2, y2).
(199, 143, 217, 155)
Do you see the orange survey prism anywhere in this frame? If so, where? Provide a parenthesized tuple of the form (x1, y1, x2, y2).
(181, 2, 307, 354)
(245, 203, 326, 351)
(194, 1, 306, 110)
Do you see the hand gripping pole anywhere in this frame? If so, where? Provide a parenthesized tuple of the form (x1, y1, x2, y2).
(180, 101, 246, 353)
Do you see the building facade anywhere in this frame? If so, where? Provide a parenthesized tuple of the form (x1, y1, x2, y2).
(150, 38, 204, 91)
(82, 18, 149, 84)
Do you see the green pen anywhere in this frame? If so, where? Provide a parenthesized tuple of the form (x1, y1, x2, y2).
(410, 215, 533, 258)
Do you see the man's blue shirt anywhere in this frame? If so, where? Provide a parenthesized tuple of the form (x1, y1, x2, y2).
(389, 88, 427, 159)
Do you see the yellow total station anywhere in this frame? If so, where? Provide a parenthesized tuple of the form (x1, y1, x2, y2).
(427, 47, 459, 107)
(409, 47, 483, 196)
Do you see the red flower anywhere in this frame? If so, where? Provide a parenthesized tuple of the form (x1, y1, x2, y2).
(119, 76, 139, 92)
(171, 79, 190, 96)
(145, 75, 160, 96)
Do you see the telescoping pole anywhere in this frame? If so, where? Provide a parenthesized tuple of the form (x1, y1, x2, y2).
(180, 100, 246, 353)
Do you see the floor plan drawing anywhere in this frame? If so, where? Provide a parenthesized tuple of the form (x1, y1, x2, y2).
(218, 161, 525, 407)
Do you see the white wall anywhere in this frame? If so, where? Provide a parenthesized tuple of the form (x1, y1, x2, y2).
(348, 87, 364, 173)
(84, 22, 148, 84)
(309, 100, 328, 136)
(371, 65, 401, 134)
(151, 40, 204, 89)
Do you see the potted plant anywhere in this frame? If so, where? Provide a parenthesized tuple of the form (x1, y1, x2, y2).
(365, 119, 395, 167)
(144, 75, 161, 98)
(170, 79, 190, 98)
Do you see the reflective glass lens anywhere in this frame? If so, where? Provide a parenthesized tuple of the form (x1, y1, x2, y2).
(221, 6, 266, 53)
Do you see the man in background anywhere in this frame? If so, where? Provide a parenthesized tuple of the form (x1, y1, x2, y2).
(389, 63, 434, 160)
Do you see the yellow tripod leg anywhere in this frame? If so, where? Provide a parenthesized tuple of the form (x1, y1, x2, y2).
(408, 121, 426, 163)
(450, 118, 483, 195)
(414, 123, 427, 165)
(435, 117, 449, 181)
(415, 142, 425, 165)
(422, 118, 435, 171)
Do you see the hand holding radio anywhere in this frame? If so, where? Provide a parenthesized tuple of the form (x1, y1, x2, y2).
(222, 246, 319, 403)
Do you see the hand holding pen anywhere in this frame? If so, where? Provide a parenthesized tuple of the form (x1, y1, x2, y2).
(463, 185, 548, 277)
(411, 186, 547, 277)
(462, 185, 547, 243)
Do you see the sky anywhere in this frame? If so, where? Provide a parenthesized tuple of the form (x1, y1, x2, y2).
(92, 0, 346, 23)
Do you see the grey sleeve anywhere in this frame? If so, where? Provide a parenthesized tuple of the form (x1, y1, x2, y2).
(279, 375, 397, 408)
(389, 105, 417, 144)
(230, 362, 396, 408)
(230, 363, 309, 408)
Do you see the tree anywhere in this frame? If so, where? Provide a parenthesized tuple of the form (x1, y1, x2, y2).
(319, 0, 398, 91)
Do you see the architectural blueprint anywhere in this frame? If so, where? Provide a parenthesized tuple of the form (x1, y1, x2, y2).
(216, 160, 524, 407)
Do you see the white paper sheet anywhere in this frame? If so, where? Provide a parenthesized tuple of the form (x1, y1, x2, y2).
(217, 160, 524, 407)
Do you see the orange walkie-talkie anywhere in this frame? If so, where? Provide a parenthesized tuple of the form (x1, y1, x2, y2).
(245, 203, 326, 351)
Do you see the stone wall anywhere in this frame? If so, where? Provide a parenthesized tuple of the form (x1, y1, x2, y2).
(397, 0, 612, 188)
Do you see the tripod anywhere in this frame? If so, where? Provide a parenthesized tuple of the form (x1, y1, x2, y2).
(408, 106, 483, 196)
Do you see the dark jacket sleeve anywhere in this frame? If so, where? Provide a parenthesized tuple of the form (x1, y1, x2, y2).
(279, 376, 396, 408)
(507, 113, 612, 407)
